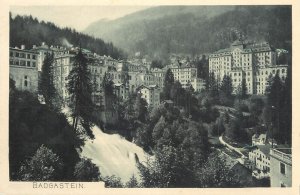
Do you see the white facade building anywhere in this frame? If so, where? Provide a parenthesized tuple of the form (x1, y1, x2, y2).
(137, 85, 161, 107)
(249, 145, 271, 178)
(209, 41, 288, 95)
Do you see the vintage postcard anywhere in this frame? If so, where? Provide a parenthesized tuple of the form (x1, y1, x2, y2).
(0, 0, 299, 194)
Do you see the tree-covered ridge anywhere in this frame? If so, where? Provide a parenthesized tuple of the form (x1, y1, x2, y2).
(84, 6, 291, 61)
(9, 14, 125, 59)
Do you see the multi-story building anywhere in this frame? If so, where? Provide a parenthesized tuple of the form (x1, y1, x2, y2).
(127, 63, 147, 73)
(270, 148, 292, 187)
(252, 133, 267, 146)
(169, 64, 197, 89)
(128, 72, 140, 93)
(248, 145, 271, 177)
(209, 41, 288, 95)
(107, 70, 122, 84)
(52, 47, 109, 106)
(9, 46, 39, 93)
(137, 72, 155, 86)
(191, 78, 206, 92)
(151, 68, 166, 88)
(52, 49, 75, 102)
(31, 42, 53, 71)
(137, 85, 160, 107)
(254, 65, 287, 95)
(113, 83, 129, 100)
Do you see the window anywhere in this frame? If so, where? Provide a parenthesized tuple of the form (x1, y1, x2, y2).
(280, 162, 286, 175)
(26, 61, 30, 67)
(20, 60, 25, 66)
(32, 55, 36, 59)
(27, 54, 31, 59)
(24, 76, 28, 87)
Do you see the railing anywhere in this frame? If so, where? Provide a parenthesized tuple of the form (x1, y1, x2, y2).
(270, 148, 292, 164)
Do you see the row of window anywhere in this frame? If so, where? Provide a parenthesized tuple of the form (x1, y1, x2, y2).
(10, 51, 36, 60)
(10, 59, 36, 67)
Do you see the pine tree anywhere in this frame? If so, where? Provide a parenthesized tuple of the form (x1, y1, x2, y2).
(162, 68, 174, 100)
(126, 174, 139, 188)
(74, 158, 100, 181)
(220, 75, 233, 97)
(265, 72, 290, 144)
(281, 67, 291, 144)
(170, 81, 183, 106)
(219, 75, 233, 105)
(241, 78, 248, 98)
(133, 93, 148, 123)
(39, 52, 56, 107)
(67, 49, 94, 139)
(236, 78, 247, 100)
(101, 72, 115, 111)
(266, 72, 283, 108)
(207, 72, 219, 103)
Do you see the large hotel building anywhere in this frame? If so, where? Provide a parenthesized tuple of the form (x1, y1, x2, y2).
(209, 41, 288, 95)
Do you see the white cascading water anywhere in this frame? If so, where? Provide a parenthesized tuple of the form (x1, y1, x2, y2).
(80, 124, 150, 183)
(63, 107, 150, 183)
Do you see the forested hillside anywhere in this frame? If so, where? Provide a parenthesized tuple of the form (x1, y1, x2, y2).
(9, 14, 125, 59)
(84, 6, 291, 62)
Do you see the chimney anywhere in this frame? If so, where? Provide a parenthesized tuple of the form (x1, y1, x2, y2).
(21, 45, 25, 50)
(33, 45, 36, 49)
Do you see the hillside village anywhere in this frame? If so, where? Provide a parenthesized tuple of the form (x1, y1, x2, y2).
(9, 37, 291, 187)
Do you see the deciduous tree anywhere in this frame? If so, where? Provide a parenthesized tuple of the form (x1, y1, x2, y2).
(18, 145, 63, 181)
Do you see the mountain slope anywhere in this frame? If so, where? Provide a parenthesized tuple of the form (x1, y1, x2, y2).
(84, 5, 291, 62)
(10, 14, 125, 59)
(84, 5, 236, 40)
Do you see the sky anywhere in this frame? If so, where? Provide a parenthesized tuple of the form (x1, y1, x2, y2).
(10, 6, 150, 31)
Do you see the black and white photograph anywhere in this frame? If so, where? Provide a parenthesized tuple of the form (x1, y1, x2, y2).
(3, 3, 295, 192)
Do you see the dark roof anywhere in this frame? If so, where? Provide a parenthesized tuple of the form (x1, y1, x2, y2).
(210, 41, 275, 56)
(10, 47, 38, 54)
(257, 145, 271, 157)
